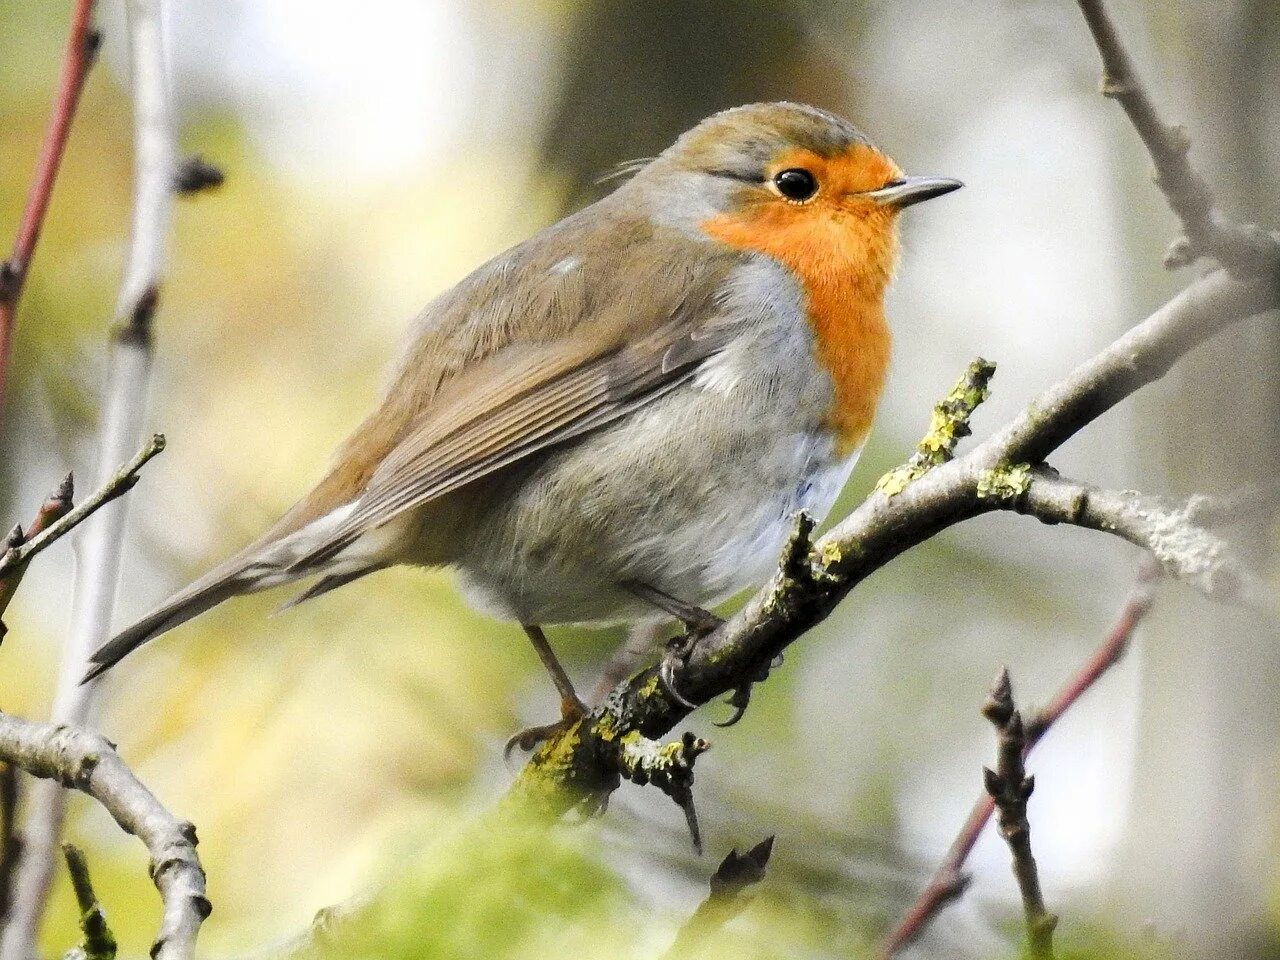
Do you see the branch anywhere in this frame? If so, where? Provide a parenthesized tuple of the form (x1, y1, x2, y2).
(1074, 0, 1280, 276)
(662, 837, 774, 959)
(61, 844, 116, 960)
(877, 560, 1158, 958)
(0, 764, 19, 926)
(982, 669, 1056, 959)
(0, 0, 100, 406)
(505, 268, 1274, 824)
(0, 712, 208, 960)
(0, 437, 164, 583)
(0, 474, 74, 640)
(1, 0, 179, 950)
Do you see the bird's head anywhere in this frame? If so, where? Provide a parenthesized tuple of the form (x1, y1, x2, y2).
(636, 101, 960, 287)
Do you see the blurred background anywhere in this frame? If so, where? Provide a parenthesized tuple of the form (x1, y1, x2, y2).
(1, 0, 1278, 957)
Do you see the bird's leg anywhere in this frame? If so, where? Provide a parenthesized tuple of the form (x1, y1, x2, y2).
(505, 624, 589, 757)
(622, 581, 723, 634)
(621, 581, 724, 710)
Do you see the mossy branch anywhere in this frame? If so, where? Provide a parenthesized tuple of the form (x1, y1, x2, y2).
(876, 359, 995, 496)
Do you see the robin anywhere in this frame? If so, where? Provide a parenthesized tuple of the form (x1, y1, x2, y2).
(84, 102, 960, 748)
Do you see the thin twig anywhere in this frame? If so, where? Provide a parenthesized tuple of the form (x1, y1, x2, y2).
(0, 712, 208, 960)
(663, 837, 774, 959)
(1075, 0, 1280, 276)
(1, 0, 179, 951)
(0, 0, 100, 406)
(877, 560, 1158, 957)
(982, 669, 1057, 959)
(61, 844, 116, 960)
(0, 474, 74, 640)
(0, 438, 163, 582)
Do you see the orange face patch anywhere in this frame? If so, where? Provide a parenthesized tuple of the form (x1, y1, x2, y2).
(701, 143, 902, 453)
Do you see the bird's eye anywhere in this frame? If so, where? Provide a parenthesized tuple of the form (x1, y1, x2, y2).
(772, 168, 818, 202)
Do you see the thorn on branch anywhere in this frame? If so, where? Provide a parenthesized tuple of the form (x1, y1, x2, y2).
(62, 844, 117, 960)
(982, 668, 1057, 960)
(877, 358, 996, 497)
(617, 730, 709, 853)
(174, 156, 225, 196)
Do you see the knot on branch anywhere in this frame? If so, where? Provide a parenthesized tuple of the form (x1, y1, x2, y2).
(877, 358, 995, 497)
(174, 156, 225, 196)
(617, 730, 709, 853)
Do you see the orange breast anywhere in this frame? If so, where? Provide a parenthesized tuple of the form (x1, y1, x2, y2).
(703, 188, 897, 455)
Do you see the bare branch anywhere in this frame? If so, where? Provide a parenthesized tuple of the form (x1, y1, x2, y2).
(0, 764, 20, 926)
(663, 837, 774, 959)
(0, 0, 99, 405)
(1074, 0, 1280, 277)
(982, 669, 1057, 959)
(0, 712, 208, 960)
(0, 438, 164, 582)
(877, 560, 1158, 957)
(61, 844, 116, 960)
(1, 0, 180, 950)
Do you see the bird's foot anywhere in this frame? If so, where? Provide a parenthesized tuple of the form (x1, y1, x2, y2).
(658, 611, 725, 710)
(504, 693, 588, 760)
(713, 652, 784, 728)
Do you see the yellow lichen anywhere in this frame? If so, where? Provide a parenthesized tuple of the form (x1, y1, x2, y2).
(876, 359, 995, 498)
(976, 463, 1033, 501)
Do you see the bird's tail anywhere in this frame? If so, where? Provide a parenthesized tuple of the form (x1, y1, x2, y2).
(81, 554, 262, 683)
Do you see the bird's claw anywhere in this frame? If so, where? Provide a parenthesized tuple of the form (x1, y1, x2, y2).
(503, 695, 587, 761)
(712, 652, 784, 728)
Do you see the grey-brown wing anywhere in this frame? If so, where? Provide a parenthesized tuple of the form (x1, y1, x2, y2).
(285, 255, 740, 572)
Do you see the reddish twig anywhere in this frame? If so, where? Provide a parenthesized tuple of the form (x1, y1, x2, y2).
(877, 560, 1158, 958)
(0, 473, 74, 640)
(0, 0, 100, 405)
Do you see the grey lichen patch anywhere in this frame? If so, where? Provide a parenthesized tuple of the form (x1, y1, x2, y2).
(976, 463, 1033, 502)
(877, 358, 996, 497)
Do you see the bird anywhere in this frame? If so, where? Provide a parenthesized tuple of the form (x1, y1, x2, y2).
(83, 101, 960, 748)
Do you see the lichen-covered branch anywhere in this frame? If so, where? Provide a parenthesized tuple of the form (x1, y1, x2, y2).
(1074, 0, 1280, 277)
(982, 669, 1057, 959)
(505, 266, 1276, 831)
(876, 359, 995, 496)
(0, 712, 209, 960)
(877, 559, 1158, 957)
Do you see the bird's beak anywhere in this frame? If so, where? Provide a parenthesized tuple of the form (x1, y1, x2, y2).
(864, 176, 963, 209)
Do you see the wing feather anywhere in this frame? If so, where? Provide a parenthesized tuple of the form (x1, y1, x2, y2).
(287, 253, 740, 571)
